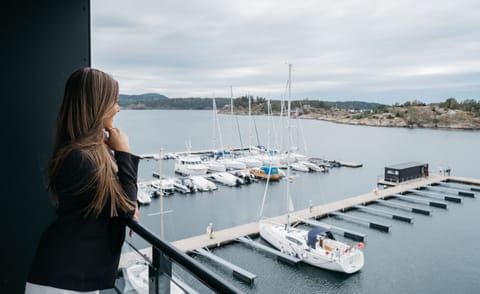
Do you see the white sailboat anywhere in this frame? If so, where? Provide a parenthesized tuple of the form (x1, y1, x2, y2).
(259, 64, 364, 274)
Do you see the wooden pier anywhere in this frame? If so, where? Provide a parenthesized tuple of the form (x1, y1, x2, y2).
(119, 172, 479, 270)
(171, 173, 451, 253)
(118, 172, 479, 287)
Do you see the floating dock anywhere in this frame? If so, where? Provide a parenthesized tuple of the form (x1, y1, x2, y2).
(171, 173, 454, 253)
(121, 173, 478, 285)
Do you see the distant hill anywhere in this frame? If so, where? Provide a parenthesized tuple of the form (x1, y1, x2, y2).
(119, 93, 231, 110)
(119, 93, 168, 108)
(118, 93, 385, 111)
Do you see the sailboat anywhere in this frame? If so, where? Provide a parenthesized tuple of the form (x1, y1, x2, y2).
(259, 64, 364, 274)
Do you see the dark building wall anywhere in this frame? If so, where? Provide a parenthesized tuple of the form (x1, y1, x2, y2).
(385, 164, 428, 183)
(2, 1, 90, 292)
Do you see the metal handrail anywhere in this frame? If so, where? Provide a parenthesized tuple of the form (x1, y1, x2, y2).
(126, 220, 243, 294)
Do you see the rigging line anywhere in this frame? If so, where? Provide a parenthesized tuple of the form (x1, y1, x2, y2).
(258, 163, 273, 220)
(213, 96, 224, 150)
(252, 114, 261, 147)
(286, 63, 293, 227)
(211, 96, 217, 149)
(298, 111, 308, 155)
(230, 86, 235, 148)
(235, 115, 244, 149)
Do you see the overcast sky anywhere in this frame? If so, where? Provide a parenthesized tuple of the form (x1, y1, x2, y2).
(92, 0, 480, 104)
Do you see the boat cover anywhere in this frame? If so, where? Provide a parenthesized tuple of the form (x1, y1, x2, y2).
(261, 166, 279, 175)
(307, 227, 329, 248)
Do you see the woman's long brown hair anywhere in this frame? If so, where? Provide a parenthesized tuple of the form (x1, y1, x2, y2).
(48, 67, 134, 217)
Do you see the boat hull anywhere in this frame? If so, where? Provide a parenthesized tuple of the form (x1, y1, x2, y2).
(259, 222, 364, 274)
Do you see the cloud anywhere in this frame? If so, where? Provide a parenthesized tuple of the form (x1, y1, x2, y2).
(92, 0, 480, 104)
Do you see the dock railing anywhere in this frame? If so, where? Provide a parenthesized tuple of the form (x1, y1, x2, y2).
(119, 220, 242, 294)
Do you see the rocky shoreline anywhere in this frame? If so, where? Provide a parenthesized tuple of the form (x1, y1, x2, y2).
(221, 105, 480, 130)
(299, 106, 480, 130)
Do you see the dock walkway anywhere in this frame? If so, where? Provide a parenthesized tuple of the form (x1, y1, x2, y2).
(171, 174, 447, 253)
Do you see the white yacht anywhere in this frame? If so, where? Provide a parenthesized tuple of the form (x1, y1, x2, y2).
(174, 155, 208, 176)
(259, 223, 364, 273)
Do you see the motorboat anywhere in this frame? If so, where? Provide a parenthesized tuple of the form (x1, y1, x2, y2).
(259, 223, 364, 274)
(290, 162, 310, 172)
(136, 189, 152, 205)
(231, 170, 256, 184)
(151, 178, 175, 196)
(250, 166, 282, 181)
(190, 176, 217, 192)
(308, 157, 331, 170)
(174, 177, 198, 194)
(203, 159, 227, 173)
(207, 172, 244, 187)
(124, 263, 148, 294)
(299, 161, 324, 172)
(174, 155, 208, 176)
(124, 262, 186, 294)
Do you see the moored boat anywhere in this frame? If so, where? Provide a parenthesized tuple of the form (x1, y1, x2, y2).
(174, 155, 208, 176)
(190, 176, 217, 191)
(259, 222, 364, 274)
(250, 166, 282, 181)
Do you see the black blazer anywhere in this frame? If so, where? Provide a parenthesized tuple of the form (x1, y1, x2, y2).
(27, 149, 139, 291)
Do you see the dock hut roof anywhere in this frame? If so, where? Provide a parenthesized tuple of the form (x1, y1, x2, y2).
(385, 162, 427, 170)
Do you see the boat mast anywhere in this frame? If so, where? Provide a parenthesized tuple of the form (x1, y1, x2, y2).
(212, 95, 217, 150)
(248, 92, 252, 151)
(159, 148, 164, 239)
(212, 96, 224, 150)
(286, 63, 293, 227)
(231, 86, 244, 149)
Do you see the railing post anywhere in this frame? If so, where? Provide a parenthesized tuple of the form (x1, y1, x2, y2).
(150, 246, 172, 294)
(149, 247, 159, 294)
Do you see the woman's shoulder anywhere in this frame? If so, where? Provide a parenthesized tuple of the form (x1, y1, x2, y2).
(61, 148, 96, 172)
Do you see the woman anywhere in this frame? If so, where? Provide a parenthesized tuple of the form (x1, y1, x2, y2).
(26, 68, 140, 293)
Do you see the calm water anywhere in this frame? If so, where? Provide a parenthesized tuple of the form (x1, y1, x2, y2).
(116, 110, 480, 294)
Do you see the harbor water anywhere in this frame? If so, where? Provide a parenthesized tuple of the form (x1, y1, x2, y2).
(116, 110, 480, 294)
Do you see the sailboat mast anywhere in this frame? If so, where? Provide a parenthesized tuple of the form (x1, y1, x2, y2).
(248, 93, 252, 151)
(286, 63, 292, 227)
(213, 96, 224, 150)
(212, 96, 217, 149)
(231, 87, 244, 149)
(159, 148, 164, 239)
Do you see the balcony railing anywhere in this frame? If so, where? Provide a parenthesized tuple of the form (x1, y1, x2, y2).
(114, 220, 242, 294)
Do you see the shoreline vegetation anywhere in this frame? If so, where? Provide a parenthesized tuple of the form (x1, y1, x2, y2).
(120, 94, 480, 130)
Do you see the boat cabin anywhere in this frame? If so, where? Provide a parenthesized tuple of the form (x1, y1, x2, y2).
(307, 227, 335, 249)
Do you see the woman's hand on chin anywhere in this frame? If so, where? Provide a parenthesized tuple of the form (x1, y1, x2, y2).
(105, 127, 130, 152)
